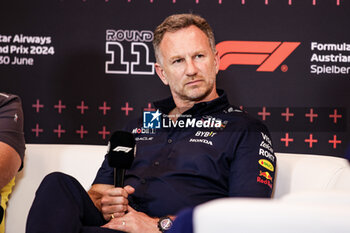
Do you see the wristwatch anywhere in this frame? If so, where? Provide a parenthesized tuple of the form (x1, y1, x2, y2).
(158, 216, 173, 232)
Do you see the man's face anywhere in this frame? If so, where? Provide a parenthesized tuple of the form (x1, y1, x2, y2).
(155, 25, 220, 104)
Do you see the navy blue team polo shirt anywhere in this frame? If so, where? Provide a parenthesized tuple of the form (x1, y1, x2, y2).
(93, 90, 276, 217)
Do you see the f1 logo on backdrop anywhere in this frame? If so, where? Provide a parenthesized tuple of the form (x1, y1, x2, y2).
(216, 41, 300, 72)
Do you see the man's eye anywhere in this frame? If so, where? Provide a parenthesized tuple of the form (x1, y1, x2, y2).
(196, 54, 204, 58)
(173, 59, 183, 64)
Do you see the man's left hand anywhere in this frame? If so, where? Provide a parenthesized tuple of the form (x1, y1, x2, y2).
(102, 205, 160, 233)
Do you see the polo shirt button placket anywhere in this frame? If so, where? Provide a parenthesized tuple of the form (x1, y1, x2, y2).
(154, 161, 160, 166)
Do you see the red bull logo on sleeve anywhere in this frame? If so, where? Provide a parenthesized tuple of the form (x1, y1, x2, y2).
(258, 159, 274, 172)
(257, 170, 273, 189)
(257, 176, 273, 189)
(259, 170, 273, 181)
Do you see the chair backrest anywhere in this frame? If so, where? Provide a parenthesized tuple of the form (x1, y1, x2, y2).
(273, 153, 350, 198)
(5, 144, 106, 233)
(193, 191, 350, 233)
(5, 145, 350, 233)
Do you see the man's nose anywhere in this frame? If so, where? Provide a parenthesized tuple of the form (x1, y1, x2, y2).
(185, 59, 198, 76)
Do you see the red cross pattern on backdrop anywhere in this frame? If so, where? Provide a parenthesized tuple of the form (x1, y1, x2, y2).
(245, 106, 345, 151)
(281, 107, 294, 122)
(121, 0, 343, 6)
(54, 100, 66, 114)
(30, 100, 346, 153)
(30, 99, 150, 140)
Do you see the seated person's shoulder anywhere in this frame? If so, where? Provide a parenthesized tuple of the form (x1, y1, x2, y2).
(0, 92, 25, 168)
(224, 106, 269, 133)
(0, 93, 22, 107)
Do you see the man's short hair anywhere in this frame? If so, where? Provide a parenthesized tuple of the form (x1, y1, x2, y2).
(153, 13, 216, 63)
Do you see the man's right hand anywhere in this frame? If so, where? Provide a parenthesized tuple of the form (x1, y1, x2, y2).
(100, 185, 135, 221)
(88, 184, 135, 221)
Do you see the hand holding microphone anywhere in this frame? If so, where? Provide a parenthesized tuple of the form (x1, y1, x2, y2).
(101, 185, 135, 220)
(101, 131, 136, 220)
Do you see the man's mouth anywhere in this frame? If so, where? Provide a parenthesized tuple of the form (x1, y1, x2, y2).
(186, 79, 203, 86)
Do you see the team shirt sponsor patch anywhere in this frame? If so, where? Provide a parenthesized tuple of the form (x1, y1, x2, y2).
(257, 176, 273, 189)
(258, 159, 274, 172)
(258, 132, 275, 162)
(257, 170, 273, 189)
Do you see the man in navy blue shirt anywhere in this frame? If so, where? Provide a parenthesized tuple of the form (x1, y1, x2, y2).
(27, 14, 276, 233)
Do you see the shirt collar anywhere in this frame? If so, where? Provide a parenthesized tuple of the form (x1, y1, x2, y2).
(153, 89, 229, 116)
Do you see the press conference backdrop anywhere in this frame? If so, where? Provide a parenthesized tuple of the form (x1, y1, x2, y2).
(1, 0, 349, 157)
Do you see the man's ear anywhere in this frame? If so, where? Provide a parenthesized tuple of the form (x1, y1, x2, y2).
(214, 51, 220, 74)
(155, 63, 169, 85)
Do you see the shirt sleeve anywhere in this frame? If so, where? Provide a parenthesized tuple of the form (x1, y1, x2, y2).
(228, 120, 276, 198)
(0, 94, 26, 170)
(92, 154, 114, 185)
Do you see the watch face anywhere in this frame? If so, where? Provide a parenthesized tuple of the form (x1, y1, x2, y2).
(160, 218, 173, 230)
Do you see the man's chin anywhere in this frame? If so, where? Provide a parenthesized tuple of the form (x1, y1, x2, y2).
(184, 88, 211, 102)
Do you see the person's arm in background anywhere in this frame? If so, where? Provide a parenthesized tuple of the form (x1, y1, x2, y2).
(0, 142, 21, 190)
(0, 93, 25, 229)
(0, 94, 25, 189)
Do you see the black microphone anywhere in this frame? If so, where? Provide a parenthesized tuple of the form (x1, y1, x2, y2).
(107, 131, 136, 187)
(0, 206, 3, 224)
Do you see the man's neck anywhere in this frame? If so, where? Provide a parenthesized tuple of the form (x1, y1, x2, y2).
(169, 90, 219, 121)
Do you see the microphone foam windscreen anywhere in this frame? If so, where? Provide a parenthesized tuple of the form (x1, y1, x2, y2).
(107, 131, 136, 169)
